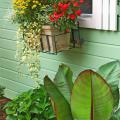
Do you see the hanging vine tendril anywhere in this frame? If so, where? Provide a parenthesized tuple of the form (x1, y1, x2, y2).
(12, 0, 50, 81)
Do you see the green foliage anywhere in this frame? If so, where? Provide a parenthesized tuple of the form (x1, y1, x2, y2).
(98, 60, 120, 120)
(5, 85, 55, 120)
(0, 85, 5, 98)
(44, 62, 120, 120)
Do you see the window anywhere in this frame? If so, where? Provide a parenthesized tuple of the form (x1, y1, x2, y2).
(79, 0, 118, 31)
(81, 0, 92, 14)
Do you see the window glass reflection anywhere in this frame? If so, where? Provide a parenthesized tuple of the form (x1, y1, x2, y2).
(81, 0, 92, 14)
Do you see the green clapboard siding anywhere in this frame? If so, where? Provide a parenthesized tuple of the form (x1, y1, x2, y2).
(0, 0, 120, 99)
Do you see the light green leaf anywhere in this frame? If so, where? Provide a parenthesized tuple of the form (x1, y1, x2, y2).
(71, 70, 114, 120)
(6, 108, 15, 114)
(6, 115, 17, 120)
(44, 76, 73, 120)
(98, 60, 120, 109)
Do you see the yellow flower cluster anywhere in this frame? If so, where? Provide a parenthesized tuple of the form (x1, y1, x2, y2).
(13, 0, 42, 15)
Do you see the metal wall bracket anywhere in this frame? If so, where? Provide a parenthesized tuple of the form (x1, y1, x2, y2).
(117, 15, 120, 31)
(117, 0, 120, 31)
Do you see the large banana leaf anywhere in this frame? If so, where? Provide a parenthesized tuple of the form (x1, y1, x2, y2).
(71, 70, 114, 120)
(54, 64, 73, 103)
(44, 76, 73, 120)
(98, 61, 120, 109)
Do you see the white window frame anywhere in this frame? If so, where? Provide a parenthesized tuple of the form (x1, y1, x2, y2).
(78, 0, 118, 31)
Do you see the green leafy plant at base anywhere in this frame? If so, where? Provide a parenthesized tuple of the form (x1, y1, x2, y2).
(5, 85, 55, 120)
(44, 60, 120, 120)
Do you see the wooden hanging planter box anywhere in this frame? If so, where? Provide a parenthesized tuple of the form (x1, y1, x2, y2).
(40, 26, 70, 53)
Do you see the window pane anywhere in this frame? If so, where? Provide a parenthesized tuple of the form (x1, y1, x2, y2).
(81, 0, 92, 14)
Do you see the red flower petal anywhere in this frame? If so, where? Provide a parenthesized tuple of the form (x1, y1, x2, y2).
(69, 14, 76, 20)
(58, 2, 63, 7)
(79, 0, 84, 3)
(62, 4, 69, 10)
(75, 10, 82, 16)
(73, 2, 80, 7)
(49, 15, 54, 22)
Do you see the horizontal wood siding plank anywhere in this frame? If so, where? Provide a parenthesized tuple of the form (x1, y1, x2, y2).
(0, 8, 13, 19)
(0, 28, 17, 40)
(0, 67, 36, 87)
(0, 76, 33, 93)
(4, 88, 19, 99)
(0, 57, 86, 78)
(0, 38, 16, 50)
(0, 19, 17, 30)
(40, 52, 113, 69)
(80, 29, 120, 45)
(0, 47, 114, 69)
(0, 48, 16, 59)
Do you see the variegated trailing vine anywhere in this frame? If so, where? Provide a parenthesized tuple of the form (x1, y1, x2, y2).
(12, 0, 50, 80)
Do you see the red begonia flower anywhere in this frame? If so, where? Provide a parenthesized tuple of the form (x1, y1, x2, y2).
(54, 12, 60, 20)
(62, 4, 69, 10)
(49, 15, 54, 22)
(73, 2, 80, 7)
(80, 0, 84, 3)
(58, 2, 63, 7)
(75, 10, 82, 16)
(69, 14, 76, 20)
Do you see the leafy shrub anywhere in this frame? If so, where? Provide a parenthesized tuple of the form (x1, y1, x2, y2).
(5, 85, 55, 120)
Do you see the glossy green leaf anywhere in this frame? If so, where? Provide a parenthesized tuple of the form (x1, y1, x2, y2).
(54, 64, 73, 103)
(44, 76, 73, 120)
(98, 61, 120, 109)
(71, 70, 114, 120)
(6, 115, 17, 120)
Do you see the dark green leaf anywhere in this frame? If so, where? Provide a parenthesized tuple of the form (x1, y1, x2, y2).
(54, 64, 73, 103)
(44, 76, 73, 120)
(110, 108, 120, 120)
